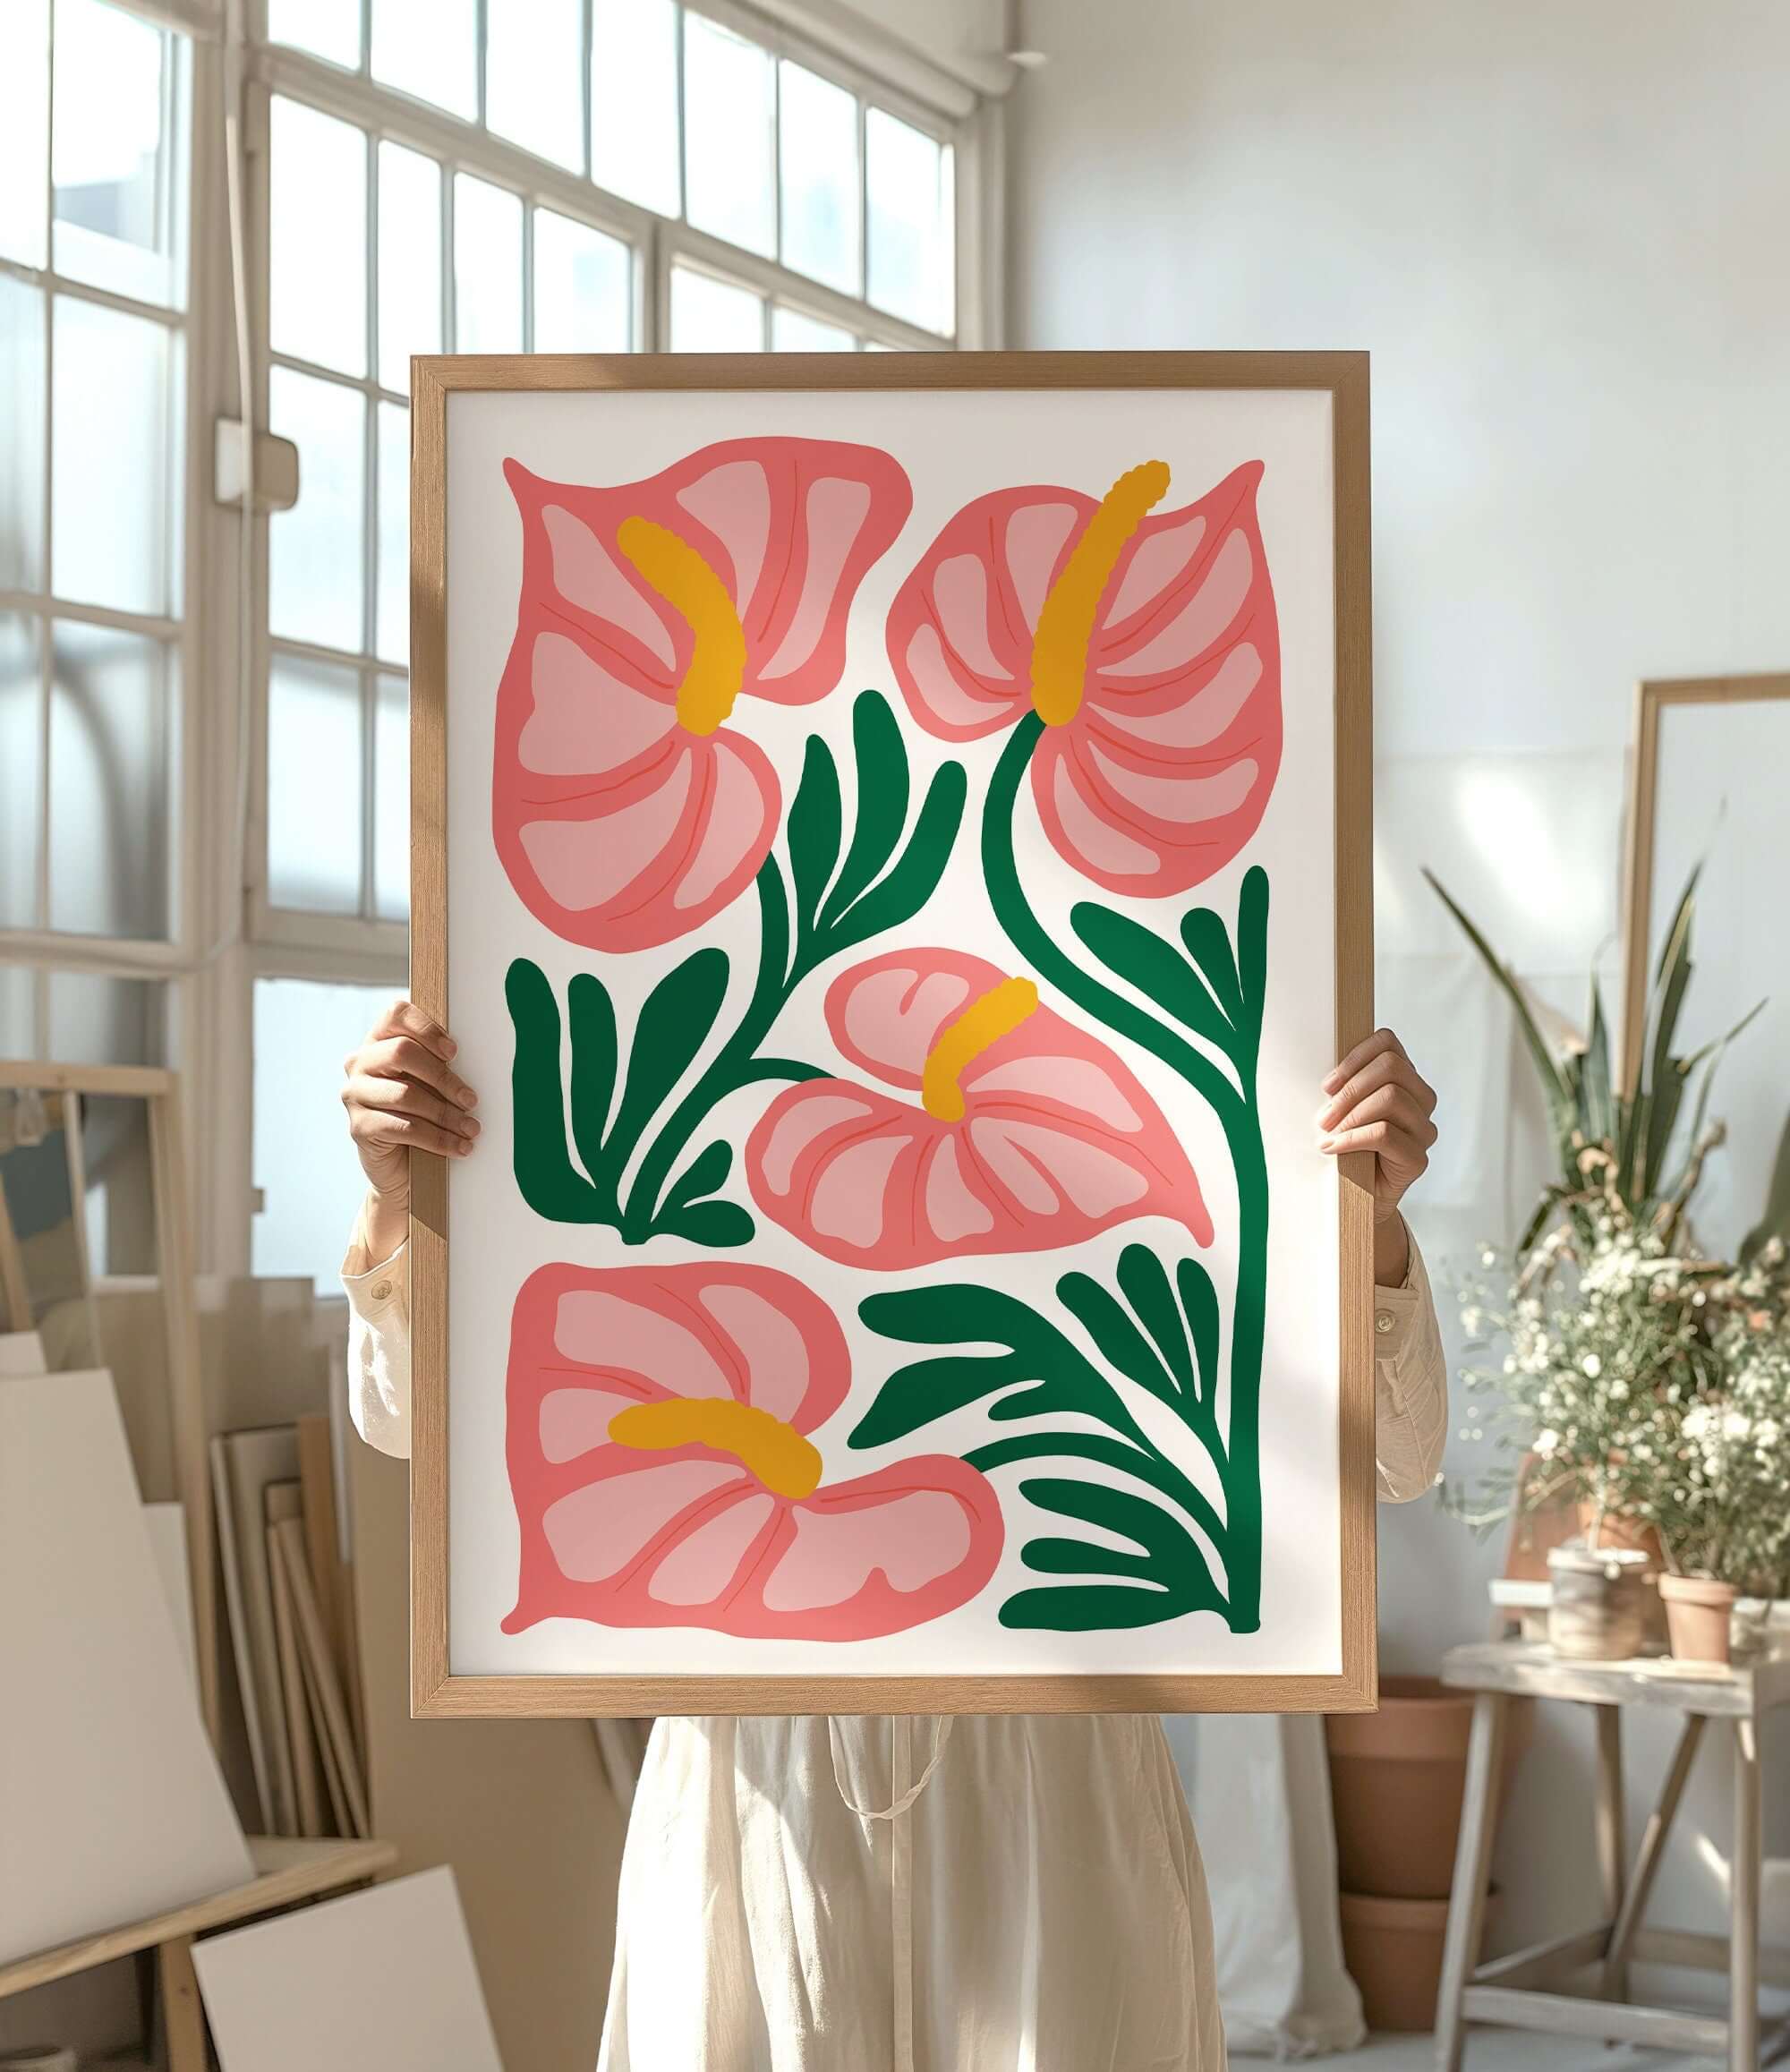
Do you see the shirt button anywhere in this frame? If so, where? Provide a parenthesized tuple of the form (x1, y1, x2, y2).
(372, 1280, 393, 1301)
(1375, 1310, 1394, 1335)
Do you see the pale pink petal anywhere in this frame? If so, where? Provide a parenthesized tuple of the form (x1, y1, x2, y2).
(966, 1054, 1144, 1132)
(967, 1118, 1062, 1214)
(555, 1286, 732, 1401)
(1093, 642, 1264, 750)
(808, 1131, 912, 1248)
(517, 630, 676, 778)
(833, 957, 984, 1087)
(1043, 754, 1160, 881)
(517, 754, 694, 913)
(539, 1384, 650, 1463)
(761, 1488, 972, 1613)
(1085, 745, 1261, 826)
(988, 1120, 1149, 1219)
(675, 459, 771, 605)
(671, 736, 777, 913)
(759, 477, 872, 681)
(542, 1460, 746, 1582)
(922, 1134, 994, 1241)
(932, 553, 1010, 681)
(543, 504, 677, 671)
(754, 1093, 874, 1197)
(647, 1491, 776, 1606)
(1003, 500, 1082, 629)
(1106, 510, 1207, 626)
(901, 623, 1022, 738)
(696, 1281, 814, 1425)
(1099, 528, 1255, 678)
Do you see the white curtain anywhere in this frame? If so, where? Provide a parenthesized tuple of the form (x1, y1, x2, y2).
(1162, 1715, 1365, 2058)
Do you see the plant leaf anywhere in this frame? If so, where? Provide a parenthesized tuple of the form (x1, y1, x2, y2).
(1057, 1267, 1181, 1407)
(607, 946, 729, 1164)
(507, 959, 606, 1223)
(662, 1138, 732, 1217)
(1179, 906, 1245, 1024)
(566, 972, 618, 1186)
(1581, 981, 1613, 1146)
(667, 1199, 754, 1249)
(1237, 865, 1270, 1037)
(1174, 1258, 1222, 1403)
(828, 759, 967, 949)
(1071, 903, 1233, 1049)
(1016, 1475, 1222, 1589)
(1742, 1108, 1790, 1264)
(1115, 1246, 1195, 1394)
(786, 734, 842, 929)
(822, 691, 910, 921)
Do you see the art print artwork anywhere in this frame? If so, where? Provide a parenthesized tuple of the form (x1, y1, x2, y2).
(413, 354, 1376, 1716)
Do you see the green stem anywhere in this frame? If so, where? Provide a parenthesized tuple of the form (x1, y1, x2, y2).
(620, 862, 822, 1236)
(981, 712, 1270, 1633)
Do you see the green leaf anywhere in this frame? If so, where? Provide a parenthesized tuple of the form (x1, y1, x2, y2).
(507, 959, 607, 1223)
(566, 972, 618, 1186)
(667, 1198, 754, 1249)
(827, 760, 967, 950)
(1174, 1258, 1222, 1403)
(1018, 1476, 1220, 1583)
(1057, 1267, 1181, 1408)
(1426, 869, 1573, 1144)
(786, 734, 842, 928)
(967, 1429, 1226, 1553)
(662, 1138, 731, 1217)
(1071, 903, 1233, 1049)
(1581, 982, 1613, 1146)
(823, 692, 910, 921)
(1742, 1109, 1790, 1263)
(607, 946, 729, 1163)
(997, 1582, 1205, 1632)
(1237, 865, 1270, 1032)
(1179, 907, 1245, 1025)
(1115, 1246, 1195, 1395)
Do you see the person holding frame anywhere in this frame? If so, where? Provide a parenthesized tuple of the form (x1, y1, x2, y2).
(338, 1002, 1445, 2071)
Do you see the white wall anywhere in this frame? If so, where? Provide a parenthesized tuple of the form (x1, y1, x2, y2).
(1008, 0, 1790, 1964)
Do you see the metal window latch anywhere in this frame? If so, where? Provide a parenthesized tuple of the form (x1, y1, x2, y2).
(213, 421, 300, 513)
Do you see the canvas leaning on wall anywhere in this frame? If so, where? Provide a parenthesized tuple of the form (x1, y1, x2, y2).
(410, 353, 1377, 1717)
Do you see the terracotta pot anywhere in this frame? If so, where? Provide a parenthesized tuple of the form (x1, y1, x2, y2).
(1340, 1889, 1497, 2032)
(1658, 1573, 1738, 1665)
(1325, 1677, 1533, 1900)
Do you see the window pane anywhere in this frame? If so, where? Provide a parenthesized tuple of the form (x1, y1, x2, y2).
(271, 98, 367, 377)
(267, 0, 359, 66)
(52, 0, 185, 309)
(51, 296, 177, 617)
(488, 0, 582, 171)
(590, 0, 678, 217)
(0, 967, 34, 1056)
(376, 401, 408, 665)
(0, 613, 41, 930)
(779, 63, 858, 294)
(772, 306, 854, 352)
(373, 672, 408, 922)
(0, 0, 49, 268)
(0, 277, 46, 593)
(268, 367, 365, 654)
(453, 175, 522, 354)
(267, 654, 363, 914)
(252, 976, 395, 1292)
(49, 973, 162, 1065)
(371, 0, 476, 121)
(866, 109, 954, 335)
(376, 142, 440, 394)
(47, 620, 172, 939)
(683, 14, 773, 259)
(533, 210, 630, 353)
(670, 267, 763, 352)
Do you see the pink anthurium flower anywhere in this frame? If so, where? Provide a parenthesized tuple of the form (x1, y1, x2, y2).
(746, 949, 1213, 1270)
(503, 1261, 1002, 1639)
(496, 439, 911, 951)
(885, 459, 1280, 896)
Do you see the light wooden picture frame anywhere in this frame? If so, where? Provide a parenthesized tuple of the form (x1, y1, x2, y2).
(410, 351, 1377, 1718)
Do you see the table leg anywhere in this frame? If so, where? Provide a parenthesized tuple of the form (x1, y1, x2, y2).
(1436, 1692, 1510, 2072)
(1604, 1711, 1704, 1991)
(157, 1934, 208, 2072)
(1592, 1703, 1626, 1999)
(1732, 1717, 1760, 2072)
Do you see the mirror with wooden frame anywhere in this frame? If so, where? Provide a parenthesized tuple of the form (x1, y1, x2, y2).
(1619, 673, 1790, 1261)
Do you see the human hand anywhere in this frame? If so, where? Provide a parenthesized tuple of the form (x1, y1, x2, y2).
(1317, 1027, 1437, 1285)
(342, 1000, 479, 1255)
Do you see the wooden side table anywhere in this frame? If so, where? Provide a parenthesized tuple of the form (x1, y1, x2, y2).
(0, 1836, 397, 2072)
(1434, 1641, 1790, 2072)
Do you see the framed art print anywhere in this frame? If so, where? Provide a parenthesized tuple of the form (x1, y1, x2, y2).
(410, 351, 1376, 1717)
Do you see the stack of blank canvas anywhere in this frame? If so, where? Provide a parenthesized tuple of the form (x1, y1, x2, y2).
(0, 1334, 252, 1965)
(212, 1417, 368, 1838)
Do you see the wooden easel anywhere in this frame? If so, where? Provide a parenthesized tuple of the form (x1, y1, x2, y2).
(0, 1061, 219, 1742)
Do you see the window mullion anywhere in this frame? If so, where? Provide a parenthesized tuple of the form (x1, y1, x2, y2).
(38, 13, 55, 943)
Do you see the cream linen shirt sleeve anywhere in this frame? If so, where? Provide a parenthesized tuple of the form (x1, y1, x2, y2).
(1372, 1228, 1448, 1502)
(342, 1214, 412, 1460)
(343, 1224, 1450, 1496)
